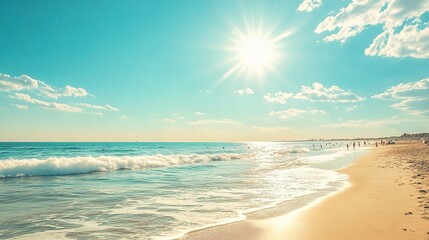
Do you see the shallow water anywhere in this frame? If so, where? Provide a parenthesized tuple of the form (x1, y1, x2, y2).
(0, 141, 368, 239)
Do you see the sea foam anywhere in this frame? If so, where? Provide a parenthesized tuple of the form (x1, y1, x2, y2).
(0, 146, 316, 178)
(0, 153, 249, 178)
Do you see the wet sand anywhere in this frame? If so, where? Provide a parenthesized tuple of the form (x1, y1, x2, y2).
(179, 141, 429, 240)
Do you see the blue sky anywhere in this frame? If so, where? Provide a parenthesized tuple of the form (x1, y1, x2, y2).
(0, 0, 428, 141)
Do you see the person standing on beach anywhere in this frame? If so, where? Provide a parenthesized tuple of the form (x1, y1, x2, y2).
(353, 142, 356, 150)
(347, 144, 349, 150)
(376, 142, 378, 147)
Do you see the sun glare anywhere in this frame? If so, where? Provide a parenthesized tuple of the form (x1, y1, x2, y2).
(223, 21, 292, 80)
(240, 35, 275, 71)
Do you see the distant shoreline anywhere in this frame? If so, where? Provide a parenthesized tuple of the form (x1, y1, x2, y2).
(1, 132, 428, 143)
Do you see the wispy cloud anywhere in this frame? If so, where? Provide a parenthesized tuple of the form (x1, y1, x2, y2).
(0, 74, 38, 91)
(295, 83, 365, 102)
(187, 119, 242, 125)
(373, 78, 429, 100)
(10, 92, 121, 115)
(172, 113, 185, 120)
(42, 85, 89, 99)
(263, 92, 294, 104)
(11, 93, 83, 113)
(77, 103, 119, 111)
(0, 73, 89, 98)
(163, 118, 176, 124)
(309, 109, 327, 115)
(233, 88, 254, 95)
(14, 104, 29, 110)
(322, 118, 411, 128)
(251, 126, 291, 131)
(270, 108, 327, 120)
(297, 0, 322, 12)
(373, 78, 429, 115)
(1, 72, 120, 116)
(194, 112, 205, 116)
(313, 0, 429, 58)
(200, 89, 211, 94)
(264, 82, 364, 104)
(346, 105, 360, 111)
(270, 108, 306, 119)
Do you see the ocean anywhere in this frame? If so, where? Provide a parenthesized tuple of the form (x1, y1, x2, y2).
(0, 141, 368, 239)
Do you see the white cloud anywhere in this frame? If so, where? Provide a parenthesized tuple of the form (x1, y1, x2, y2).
(77, 103, 119, 111)
(64, 85, 88, 97)
(42, 85, 89, 99)
(163, 118, 176, 124)
(373, 78, 429, 100)
(373, 78, 429, 115)
(0, 73, 89, 98)
(121, 115, 129, 119)
(390, 98, 429, 115)
(187, 119, 242, 125)
(297, 0, 322, 12)
(346, 105, 360, 111)
(200, 90, 211, 94)
(263, 92, 294, 104)
(194, 112, 205, 116)
(310, 109, 327, 115)
(365, 24, 429, 58)
(12, 93, 83, 113)
(270, 108, 327, 119)
(270, 108, 306, 119)
(14, 104, 29, 110)
(234, 88, 254, 95)
(1, 73, 118, 117)
(94, 112, 104, 116)
(314, 0, 429, 58)
(39, 85, 90, 99)
(10, 93, 118, 114)
(265, 83, 364, 104)
(172, 113, 185, 120)
(0, 74, 38, 91)
(295, 83, 365, 102)
(322, 118, 410, 128)
(251, 126, 291, 131)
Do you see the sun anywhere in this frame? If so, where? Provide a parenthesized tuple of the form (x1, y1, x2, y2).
(223, 21, 292, 80)
(240, 34, 275, 72)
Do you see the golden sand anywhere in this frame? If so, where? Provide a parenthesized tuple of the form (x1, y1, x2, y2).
(180, 142, 429, 240)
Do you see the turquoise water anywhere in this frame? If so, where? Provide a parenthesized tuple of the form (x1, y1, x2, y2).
(0, 142, 367, 239)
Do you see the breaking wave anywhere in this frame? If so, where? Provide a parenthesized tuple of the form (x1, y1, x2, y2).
(0, 153, 250, 178)
(276, 147, 310, 154)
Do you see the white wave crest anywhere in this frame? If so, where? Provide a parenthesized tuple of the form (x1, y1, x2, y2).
(0, 153, 250, 178)
(275, 147, 310, 155)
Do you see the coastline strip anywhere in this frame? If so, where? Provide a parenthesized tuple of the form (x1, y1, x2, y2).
(179, 142, 429, 240)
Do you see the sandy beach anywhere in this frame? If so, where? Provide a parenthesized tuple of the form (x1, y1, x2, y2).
(1, 1, 428, 239)
(180, 141, 429, 240)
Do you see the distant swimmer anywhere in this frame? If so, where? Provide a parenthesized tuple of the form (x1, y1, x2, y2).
(353, 142, 355, 150)
(347, 144, 349, 151)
